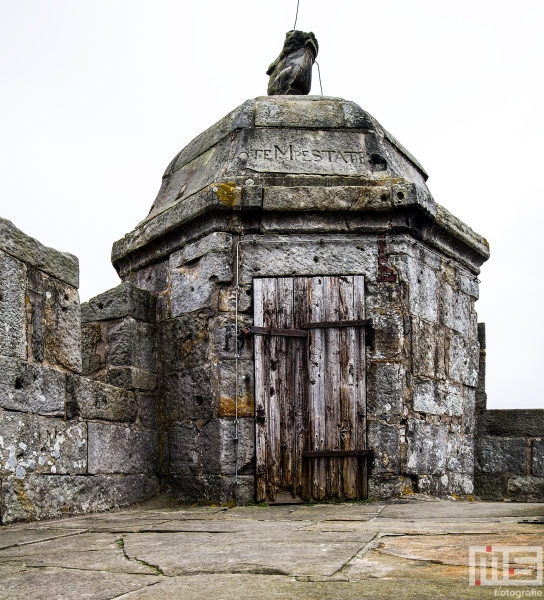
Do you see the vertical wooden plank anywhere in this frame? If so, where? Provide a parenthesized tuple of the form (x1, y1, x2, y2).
(253, 278, 267, 502)
(307, 276, 326, 500)
(337, 276, 357, 498)
(277, 278, 295, 495)
(293, 277, 309, 499)
(322, 276, 342, 499)
(262, 278, 280, 502)
(353, 275, 367, 498)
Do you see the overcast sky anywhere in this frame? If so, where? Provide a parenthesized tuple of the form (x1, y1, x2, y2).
(1, 0, 542, 409)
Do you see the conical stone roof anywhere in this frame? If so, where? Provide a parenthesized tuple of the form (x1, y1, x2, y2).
(112, 96, 488, 276)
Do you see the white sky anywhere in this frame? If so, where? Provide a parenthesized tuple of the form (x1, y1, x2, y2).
(0, 0, 542, 409)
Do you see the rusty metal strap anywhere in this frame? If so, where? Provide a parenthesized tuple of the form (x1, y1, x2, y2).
(242, 321, 374, 345)
(302, 449, 373, 458)
(241, 326, 308, 338)
(301, 319, 373, 329)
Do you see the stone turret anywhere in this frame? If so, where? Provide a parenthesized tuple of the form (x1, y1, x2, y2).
(111, 95, 489, 503)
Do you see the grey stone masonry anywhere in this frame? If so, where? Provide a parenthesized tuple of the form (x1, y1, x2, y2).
(2, 474, 158, 523)
(66, 375, 137, 422)
(87, 422, 158, 474)
(0, 217, 79, 287)
(475, 408, 544, 501)
(0, 220, 159, 524)
(81, 284, 158, 387)
(111, 97, 488, 278)
(81, 281, 156, 323)
(0, 356, 65, 416)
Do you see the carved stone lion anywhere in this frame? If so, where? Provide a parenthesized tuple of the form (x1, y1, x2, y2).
(266, 30, 319, 96)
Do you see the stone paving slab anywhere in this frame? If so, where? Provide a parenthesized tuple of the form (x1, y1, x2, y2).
(0, 498, 543, 599)
(56, 514, 173, 533)
(0, 527, 87, 550)
(141, 519, 314, 533)
(375, 532, 544, 566)
(0, 567, 161, 600)
(123, 532, 367, 576)
(220, 503, 384, 522)
(302, 517, 544, 536)
(0, 533, 158, 575)
(93, 573, 505, 599)
(379, 500, 544, 519)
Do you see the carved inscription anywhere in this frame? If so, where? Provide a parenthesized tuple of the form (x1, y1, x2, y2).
(246, 130, 371, 175)
(250, 145, 366, 164)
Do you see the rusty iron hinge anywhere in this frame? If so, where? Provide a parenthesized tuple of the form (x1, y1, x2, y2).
(242, 320, 374, 346)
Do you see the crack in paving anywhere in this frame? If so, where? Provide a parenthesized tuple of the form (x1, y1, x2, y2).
(0, 528, 89, 551)
(109, 582, 163, 600)
(329, 531, 396, 579)
(7, 564, 160, 576)
(118, 536, 165, 576)
(65, 519, 174, 534)
(138, 529, 241, 534)
(134, 558, 164, 577)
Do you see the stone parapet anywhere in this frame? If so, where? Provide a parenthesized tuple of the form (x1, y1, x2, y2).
(81, 281, 157, 323)
(0, 217, 78, 288)
(0, 220, 160, 524)
(475, 409, 544, 501)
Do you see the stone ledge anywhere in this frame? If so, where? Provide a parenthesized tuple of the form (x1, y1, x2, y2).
(480, 410, 544, 437)
(81, 282, 156, 324)
(0, 217, 78, 288)
(111, 184, 488, 275)
(66, 375, 137, 422)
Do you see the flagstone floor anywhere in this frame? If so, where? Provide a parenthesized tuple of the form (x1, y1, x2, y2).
(0, 496, 543, 599)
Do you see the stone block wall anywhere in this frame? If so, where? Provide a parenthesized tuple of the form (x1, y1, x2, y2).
(367, 234, 478, 499)
(0, 218, 159, 524)
(475, 410, 544, 501)
(125, 222, 481, 503)
(145, 233, 255, 504)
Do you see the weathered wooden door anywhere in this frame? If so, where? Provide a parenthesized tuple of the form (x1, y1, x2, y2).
(254, 276, 367, 503)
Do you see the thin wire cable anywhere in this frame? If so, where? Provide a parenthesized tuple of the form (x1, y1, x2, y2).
(233, 239, 242, 505)
(293, 0, 300, 30)
(314, 61, 323, 95)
